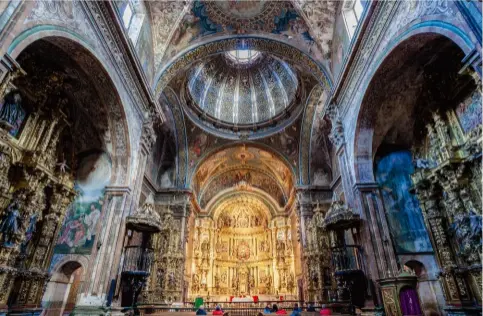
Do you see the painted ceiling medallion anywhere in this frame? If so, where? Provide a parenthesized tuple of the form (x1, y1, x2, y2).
(204, 0, 288, 32)
(187, 53, 299, 126)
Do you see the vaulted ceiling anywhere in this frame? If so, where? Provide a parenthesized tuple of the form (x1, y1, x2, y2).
(145, 0, 336, 198)
(148, 0, 338, 75)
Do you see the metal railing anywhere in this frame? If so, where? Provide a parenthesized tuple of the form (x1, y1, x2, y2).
(331, 246, 363, 272)
(130, 301, 353, 315)
(123, 246, 154, 273)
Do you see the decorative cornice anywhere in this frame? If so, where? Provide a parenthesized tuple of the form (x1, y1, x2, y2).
(83, 1, 165, 123)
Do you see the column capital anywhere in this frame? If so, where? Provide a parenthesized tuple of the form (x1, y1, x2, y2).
(105, 186, 131, 195)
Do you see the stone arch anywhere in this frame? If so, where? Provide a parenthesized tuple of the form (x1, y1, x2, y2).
(8, 29, 132, 185)
(352, 29, 473, 183)
(403, 260, 427, 278)
(159, 86, 188, 187)
(42, 258, 87, 315)
(153, 36, 333, 97)
(191, 142, 297, 186)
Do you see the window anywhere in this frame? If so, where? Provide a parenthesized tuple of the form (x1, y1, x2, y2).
(342, 0, 365, 38)
(225, 49, 261, 65)
(121, 2, 133, 29)
(119, 0, 145, 45)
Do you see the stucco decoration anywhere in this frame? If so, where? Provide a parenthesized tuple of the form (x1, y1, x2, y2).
(149, 0, 189, 71)
(155, 0, 330, 68)
(187, 53, 298, 126)
(24, 0, 97, 42)
(192, 145, 294, 209)
(293, 0, 338, 59)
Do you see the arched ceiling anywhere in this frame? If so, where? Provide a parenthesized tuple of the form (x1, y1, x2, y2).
(147, 1, 335, 191)
(187, 53, 299, 126)
(148, 0, 337, 73)
(193, 145, 294, 211)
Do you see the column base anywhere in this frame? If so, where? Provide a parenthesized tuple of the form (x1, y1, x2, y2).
(72, 294, 109, 315)
(444, 306, 482, 316)
(71, 305, 110, 316)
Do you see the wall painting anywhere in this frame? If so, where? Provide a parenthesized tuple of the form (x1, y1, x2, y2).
(456, 90, 482, 134)
(375, 150, 432, 254)
(54, 151, 111, 254)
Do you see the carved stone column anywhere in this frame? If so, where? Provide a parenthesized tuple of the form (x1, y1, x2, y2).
(326, 103, 398, 307)
(74, 113, 158, 313)
(74, 186, 131, 315)
(295, 188, 332, 302)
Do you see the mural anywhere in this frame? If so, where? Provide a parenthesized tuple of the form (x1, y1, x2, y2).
(456, 90, 482, 134)
(330, 10, 350, 80)
(136, 20, 155, 82)
(192, 145, 294, 209)
(375, 150, 432, 254)
(199, 168, 286, 208)
(161, 0, 324, 64)
(54, 151, 111, 254)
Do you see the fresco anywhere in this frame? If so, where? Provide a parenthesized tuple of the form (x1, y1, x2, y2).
(456, 90, 482, 134)
(199, 168, 286, 207)
(136, 20, 155, 82)
(161, 0, 324, 64)
(375, 150, 433, 254)
(330, 10, 351, 80)
(54, 151, 111, 254)
(192, 145, 294, 209)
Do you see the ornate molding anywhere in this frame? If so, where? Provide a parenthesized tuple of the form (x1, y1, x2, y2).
(82, 1, 164, 123)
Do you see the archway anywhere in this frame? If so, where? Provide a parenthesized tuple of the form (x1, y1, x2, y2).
(42, 261, 83, 316)
(185, 144, 301, 301)
(353, 32, 480, 309)
(354, 33, 474, 182)
(0, 35, 131, 310)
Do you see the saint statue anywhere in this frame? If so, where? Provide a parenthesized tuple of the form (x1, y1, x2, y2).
(0, 199, 21, 245)
(266, 274, 272, 291)
(0, 91, 23, 129)
(168, 271, 176, 289)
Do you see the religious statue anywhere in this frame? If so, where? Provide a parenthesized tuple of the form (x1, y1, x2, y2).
(0, 199, 21, 246)
(249, 274, 255, 292)
(192, 274, 200, 293)
(426, 124, 441, 164)
(287, 273, 295, 293)
(157, 268, 165, 290)
(214, 272, 220, 289)
(56, 159, 70, 174)
(232, 274, 239, 292)
(450, 211, 482, 264)
(266, 274, 272, 290)
(0, 91, 23, 130)
(21, 212, 39, 252)
(168, 271, 176, 289)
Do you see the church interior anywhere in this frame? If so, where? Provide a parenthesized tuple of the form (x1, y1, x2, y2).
(0, 0, 480, 315)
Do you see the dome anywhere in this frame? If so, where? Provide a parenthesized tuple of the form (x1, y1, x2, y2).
(186, 51, 299, 127)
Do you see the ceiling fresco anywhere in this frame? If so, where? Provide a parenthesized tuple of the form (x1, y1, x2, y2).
(148, 0, 334, 196)
(193, 145, 294, 210)
(149, 0, 337, 73)
(187, 53, 299, 126)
